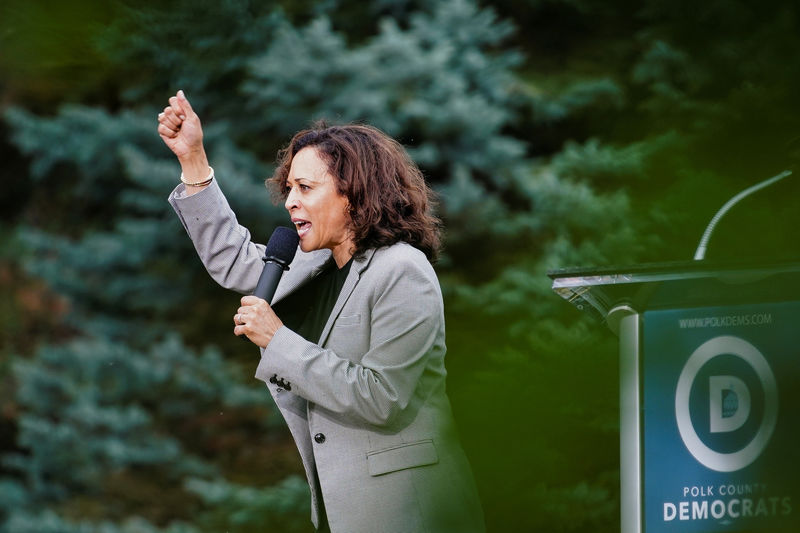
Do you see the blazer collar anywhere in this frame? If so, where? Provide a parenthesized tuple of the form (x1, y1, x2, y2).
(271, 248, 330, 305)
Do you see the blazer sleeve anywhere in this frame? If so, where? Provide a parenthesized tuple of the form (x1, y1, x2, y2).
(257, 251, 444, 428)
(168, 180, 265, 294)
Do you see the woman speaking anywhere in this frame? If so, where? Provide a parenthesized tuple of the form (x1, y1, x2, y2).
(158, 90, 484, 532)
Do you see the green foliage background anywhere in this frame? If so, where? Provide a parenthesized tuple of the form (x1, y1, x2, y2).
(1, 0, 798, 531)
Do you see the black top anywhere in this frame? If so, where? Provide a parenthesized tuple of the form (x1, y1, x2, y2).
(291, 257, 353, 343)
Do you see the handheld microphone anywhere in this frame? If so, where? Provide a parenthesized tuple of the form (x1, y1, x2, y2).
(253, 226, 300, 303)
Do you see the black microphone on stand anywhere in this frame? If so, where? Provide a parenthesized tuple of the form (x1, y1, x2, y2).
(253, 226, 300, 303)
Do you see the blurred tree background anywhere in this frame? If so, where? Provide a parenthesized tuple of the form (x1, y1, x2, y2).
(1, 0, 798, 531)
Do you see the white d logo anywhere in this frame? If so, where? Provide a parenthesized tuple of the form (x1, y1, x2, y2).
(709, 375, 751, 434)
(675, 336, 778, 472)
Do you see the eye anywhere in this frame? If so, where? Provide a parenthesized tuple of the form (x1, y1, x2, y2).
(299, 184, 310, 191)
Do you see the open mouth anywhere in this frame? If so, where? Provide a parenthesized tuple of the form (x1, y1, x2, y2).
(293, 219, 311, 238)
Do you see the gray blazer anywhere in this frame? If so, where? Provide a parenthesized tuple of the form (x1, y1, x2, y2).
(170, 180, 484, 532)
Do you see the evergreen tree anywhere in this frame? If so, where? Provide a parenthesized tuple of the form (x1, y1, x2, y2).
(3, 0, 797, 531)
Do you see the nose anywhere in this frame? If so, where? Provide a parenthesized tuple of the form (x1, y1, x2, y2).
(285, 186, 298, 211)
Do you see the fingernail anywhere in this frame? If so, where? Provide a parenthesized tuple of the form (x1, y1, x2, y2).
(178, 89, 185, 99)
(179, 115, 186, 120)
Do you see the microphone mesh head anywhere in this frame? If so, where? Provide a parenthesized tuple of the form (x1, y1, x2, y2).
(264, 226, 300, 266)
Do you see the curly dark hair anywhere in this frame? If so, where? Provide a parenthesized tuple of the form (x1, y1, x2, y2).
(268, 122, 442, 262)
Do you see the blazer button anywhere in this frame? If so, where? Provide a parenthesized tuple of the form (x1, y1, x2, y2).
(314, 433, 326, 444)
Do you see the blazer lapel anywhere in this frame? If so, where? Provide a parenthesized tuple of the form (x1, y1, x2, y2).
(271, 248, 332, 305)
(317, 248, 376, 346)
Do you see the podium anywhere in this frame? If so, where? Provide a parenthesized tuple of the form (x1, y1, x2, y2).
(549, 260, 800, 533)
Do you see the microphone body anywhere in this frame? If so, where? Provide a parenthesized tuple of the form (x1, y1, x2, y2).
(253, 260, 287, 304)
(253, 226, 300, 303)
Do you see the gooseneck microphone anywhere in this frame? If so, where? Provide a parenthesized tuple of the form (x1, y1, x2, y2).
(253, 226, 300, 303)
(693, 170, 792, 260)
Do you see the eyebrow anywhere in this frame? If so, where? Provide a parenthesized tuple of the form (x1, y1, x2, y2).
(287, 175, 321, 185)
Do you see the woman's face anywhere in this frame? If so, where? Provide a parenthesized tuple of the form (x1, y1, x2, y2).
(285, 147, 354, 267)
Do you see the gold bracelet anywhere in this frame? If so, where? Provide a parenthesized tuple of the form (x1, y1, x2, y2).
(180, 166, 214, 187)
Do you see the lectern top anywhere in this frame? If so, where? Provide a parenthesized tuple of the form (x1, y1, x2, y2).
(548, 259, 800, 329)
